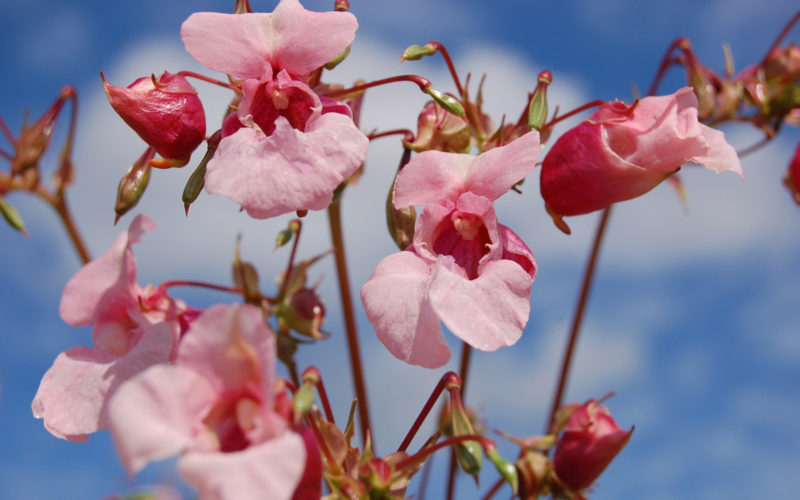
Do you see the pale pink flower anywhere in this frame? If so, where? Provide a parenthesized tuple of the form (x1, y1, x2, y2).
(180, 0, 368, 218)
(541, 87, 743, 216)
(108, 304, 310, 500)
(31, 214, 190, 441)
(361, 132, 540, 368)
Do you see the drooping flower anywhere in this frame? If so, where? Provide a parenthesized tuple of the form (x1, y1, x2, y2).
(552, 399, 633, 492)
(361, 131, 540, 368)
(31, 214, 191, 441)
(541, 87, 743, 217)
(180, 0, 369, 218)
(103, 71, 206, 164)
(108, 304, 312, 500)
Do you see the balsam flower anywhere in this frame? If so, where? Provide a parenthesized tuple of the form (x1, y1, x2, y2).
(108, 304, 311, 500)
(361, 132, 540, 368)
(32, 214, 190, 441)
(541, 87, 743, 216)
(180, 0, 369, 218)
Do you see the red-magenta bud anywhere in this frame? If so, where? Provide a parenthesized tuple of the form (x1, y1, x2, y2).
(102, 71, 206, 163)
(784, 140, 800, 205)
(552, 399, 632, 492)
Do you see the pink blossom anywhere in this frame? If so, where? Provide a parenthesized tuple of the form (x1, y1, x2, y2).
(541, 87, 743, 216)
(108, 304, 310, 500)
(31, 214, 189, 441)
(180, 0, 368, 218)
(361, 132, 539, 368)
(103, 71, 206, 162)
(553, 399, 633, 492)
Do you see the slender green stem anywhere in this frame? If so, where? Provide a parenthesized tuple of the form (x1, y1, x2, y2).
(544, 206, 612, 434)
(327, 200, 372, 445)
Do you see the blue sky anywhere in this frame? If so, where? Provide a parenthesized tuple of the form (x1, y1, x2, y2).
(1, 1, 799, 499)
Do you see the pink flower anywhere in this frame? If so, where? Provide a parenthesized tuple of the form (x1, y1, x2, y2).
(108, 304, 310, 500)
(103, 71, 206, 163)
(361, 132, 539, 368)
(180, 0, 369, 218)
(553, 399, 633, 492)
(31, 214, 190, 441)
(541, 87, 743, 216)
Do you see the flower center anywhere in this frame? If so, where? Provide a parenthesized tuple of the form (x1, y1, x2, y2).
(250, 79, 316, 136)
(432, 210, 491, 280)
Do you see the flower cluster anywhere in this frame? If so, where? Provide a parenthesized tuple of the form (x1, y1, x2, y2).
(16, 0, 796, 499)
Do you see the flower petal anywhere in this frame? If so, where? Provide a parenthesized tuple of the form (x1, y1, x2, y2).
(428, 259, 532, 351)
(31, 321, 174, 441)
(179, 432, 306, 500)
(181, 2, 357, 80)
(59, 214, 154, 326)
(177, 304, 276, 397)
(395, 131, 539, 208)
(361, 252, 450, 368)
(205, 114, 367, 219)
(108, 364, 216, 474)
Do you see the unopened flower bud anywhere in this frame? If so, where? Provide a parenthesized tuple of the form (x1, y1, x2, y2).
(528, 70, 551, 132)
(447, 389, 483, 478)
(291, 381, 315, 422)
(182, 130, 221, 215)
(334, 0, 350, 11)
(0, 196, 27, 236)
(486, 447, 519, 495)
(784, 140, 800, 205)
(359, 458, 392, 496)
(423, 86, 465, 117)
(114, 147, 154, 223)
(103, 71, 206, 164)
(401, 43, 437, 62)
(404, 101, 470, 153)
(515, 450, 550, 500)
(232, 237, 262, 305)
(679, 39, 716, 121)
(553, 399, 633, 492)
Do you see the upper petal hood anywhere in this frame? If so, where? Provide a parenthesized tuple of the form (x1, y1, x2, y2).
(181, 1, 357, 80)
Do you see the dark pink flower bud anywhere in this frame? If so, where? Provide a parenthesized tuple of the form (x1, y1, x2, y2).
(102, 71, 205, 163)
(540, 88, 742, 217)
(553, 399, 632, 492)
(784, 140, 800, 205)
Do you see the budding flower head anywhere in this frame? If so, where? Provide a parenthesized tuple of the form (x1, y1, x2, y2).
(404, 100, 470, 153)
(102, 71, 206, 164)
(552, 399, 633, 492)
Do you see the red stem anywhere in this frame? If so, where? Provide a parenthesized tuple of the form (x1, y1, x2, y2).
(445, 342, 473, 499)
(323, 75, 432, 98)
(759, 10, 800, 67)
(395, 434, 496, 473)
(160, 280, 242, 295)
(368, 128, 415, 142)
(543, 99, 606, 130)
(647, 37, 686, 96)
(277, 219, 303, 300)
(544, 206, 612, 434)
(398, 371, 461, 452)
(481, 478, 505, 500)
(428, 41, 464, 97)
(327, 200, 372, 445)
(176, 71, 242, 93)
